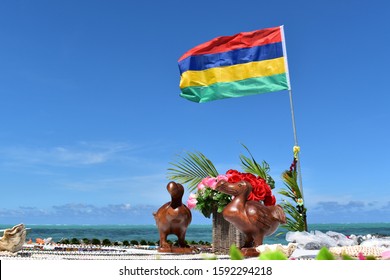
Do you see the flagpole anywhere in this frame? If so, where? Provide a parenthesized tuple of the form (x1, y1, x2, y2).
(280, 26, 304, 199)
(288, 89, 304, 198)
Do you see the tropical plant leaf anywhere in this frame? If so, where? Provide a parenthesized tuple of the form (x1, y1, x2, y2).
(280, 200, 305, 231)
(281, 171, 302, 198)
(239, 144, 275, 189)
(167, 151, 219, 192)
(278, 169, 307, 232)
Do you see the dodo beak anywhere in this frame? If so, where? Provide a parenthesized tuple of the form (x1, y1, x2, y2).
(215, 180, 228, 191)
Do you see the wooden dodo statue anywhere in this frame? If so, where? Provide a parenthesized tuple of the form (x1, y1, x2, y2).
(216, 180, 286, 255)
(153, 181, 192, 253)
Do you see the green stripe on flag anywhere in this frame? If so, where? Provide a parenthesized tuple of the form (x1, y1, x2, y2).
(180, 73, 288, 103)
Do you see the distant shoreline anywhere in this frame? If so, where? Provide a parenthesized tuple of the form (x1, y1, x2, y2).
(2, 223, 390, 246)
(2, 222, 390, 227)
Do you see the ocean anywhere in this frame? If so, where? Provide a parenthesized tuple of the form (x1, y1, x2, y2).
(2, 223, 390, 245)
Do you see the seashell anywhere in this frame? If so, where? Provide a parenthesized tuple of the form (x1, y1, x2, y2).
(0, 224, 27, 253)
(329, 245, 385, 258)
(256, 243, 297, 257)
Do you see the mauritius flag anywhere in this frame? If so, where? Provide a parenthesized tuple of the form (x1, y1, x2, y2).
(178, 26, 290, 103)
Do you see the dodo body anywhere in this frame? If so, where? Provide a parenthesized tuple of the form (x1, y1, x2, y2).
(154, 182, 192, 249)
(216, 180, 286, 247)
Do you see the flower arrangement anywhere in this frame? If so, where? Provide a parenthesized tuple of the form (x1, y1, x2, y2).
(185, 169, 276, 218)
(186, 174, 231, 218)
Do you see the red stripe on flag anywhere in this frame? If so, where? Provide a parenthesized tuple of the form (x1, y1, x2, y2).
(179, 26, 281, 62)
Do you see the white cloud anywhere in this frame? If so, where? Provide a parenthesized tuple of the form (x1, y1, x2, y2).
(0, 141, 139, 168)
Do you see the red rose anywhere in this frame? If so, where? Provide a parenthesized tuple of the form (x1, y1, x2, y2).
(228, 174, 242, 183)
(225, 170, 273, 203)
(226, 169, 243, 183)
(248, 186, 266, 201)
(242, 173, 255, 187)
(226, 169, 240, 176)
(256, 177, 271, 195)
(248, 176, 270, 202)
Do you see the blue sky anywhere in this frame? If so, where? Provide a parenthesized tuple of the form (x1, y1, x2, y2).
(0, 0, 389, 225)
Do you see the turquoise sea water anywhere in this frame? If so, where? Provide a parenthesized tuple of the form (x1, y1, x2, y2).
(1, 223, 389, 245)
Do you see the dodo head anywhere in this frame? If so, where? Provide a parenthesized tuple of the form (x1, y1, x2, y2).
(215, 180, 252, 197)
(166, 181, 184, 199)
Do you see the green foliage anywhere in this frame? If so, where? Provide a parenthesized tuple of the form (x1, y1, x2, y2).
(122, 240, 130, 246)
(229, 244, 244, 260)
(102, 239, 112, 246)
(258, 250, 288, 260)
(130, 240, 139, 246)
(195, 187, 232, 218)
(280, 200, 306, 232)
(279, 170, 308, 232)
(280, 170, 303, 199)
(140, 239, 148, 246)
(315, 247, 335, 260)
(239, 144, 275, 189)
(70, 238, 80, 245)
(82, 238, 91, 245)
(167, 151, 219, 192)
(60, 238, 69, 244)
(91, 238, 101, 245)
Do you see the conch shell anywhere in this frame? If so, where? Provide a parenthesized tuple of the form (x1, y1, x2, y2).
(0, 224, 26, 252)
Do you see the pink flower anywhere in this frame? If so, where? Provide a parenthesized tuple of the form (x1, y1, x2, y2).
(358, 252, 366, 260)
(197, 182, 206, 191)
(197, 175, 230, 191)
(382, 250, 390, 259)
(203, 177, 218, 190)
(216, 174, 229, 182)
(187, 193, 197, 209)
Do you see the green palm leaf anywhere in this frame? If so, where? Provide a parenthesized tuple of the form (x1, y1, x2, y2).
(281, 170, 302, 198)
(239, 144, 275, 189)
(167, 151, 219, 192)
(279, 169, 307, 231)
(280, 201, 305, 231)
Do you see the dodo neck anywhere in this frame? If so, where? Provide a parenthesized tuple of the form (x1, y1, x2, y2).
(228, 184, 252, 210)
(167, 182, 184, 209)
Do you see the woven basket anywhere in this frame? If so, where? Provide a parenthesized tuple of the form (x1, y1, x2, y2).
(212, 208, 245, 254)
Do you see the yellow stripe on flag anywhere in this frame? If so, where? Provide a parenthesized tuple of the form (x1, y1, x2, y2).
(180, 57, 286, 89)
